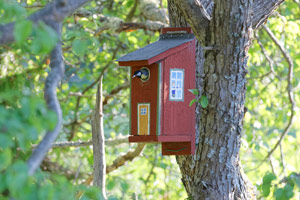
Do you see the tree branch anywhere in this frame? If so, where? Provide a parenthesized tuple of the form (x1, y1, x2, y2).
(41, 135, 129, 148)
(0, 0, 91, 45)
(169, 0, 211, 43)
(106, 143, 146, 174)
(27, 23, 64, 175)
(257, 25, 295, 167)
(95, 19, 167, 36)
(252, 0, 285, 29)
(103, 82, 130, 105)
(92, 76, 107, 199)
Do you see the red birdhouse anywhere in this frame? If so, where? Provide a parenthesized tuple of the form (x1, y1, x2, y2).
(118, 27, 196, 155)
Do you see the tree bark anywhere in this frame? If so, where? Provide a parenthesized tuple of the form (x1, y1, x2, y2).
(167, 0, 278, 199)
(27, 22, 64, 175)
(92, 77, 107, 200)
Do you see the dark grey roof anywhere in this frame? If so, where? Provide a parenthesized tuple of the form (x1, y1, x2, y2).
(117, 33, 194, 63)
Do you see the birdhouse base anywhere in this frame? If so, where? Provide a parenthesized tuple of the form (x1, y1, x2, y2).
(128, 135, 158, 143)
(162, 142, 193, 155)
(128, 135, 195, 155)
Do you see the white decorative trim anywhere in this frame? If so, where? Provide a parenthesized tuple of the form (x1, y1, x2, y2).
(169, 68, 184, 101)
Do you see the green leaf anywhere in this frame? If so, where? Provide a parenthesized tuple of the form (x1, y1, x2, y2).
(274, 188, 284, 200)
(120, 181, 129, 192)
(6, 161, 28, 195)
(200, 95, 208, 108)
(188, 89, 198, 95)
(72, 39, 88, 56)
(189, 99, 197, 107)
(283, 184, 294, 199)
(0, 134, 13, 148)
(14, 20, 32, 44)
(0, 148, 12, 171)
(107, 180, 115, 190)
(30, 22, 58, 54)
(262, 172, 276, 197)
(290, 173, 300, 188)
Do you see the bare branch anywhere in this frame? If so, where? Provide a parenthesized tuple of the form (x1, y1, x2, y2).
(103, 82, 130, 105)
(252, 0, 285, 29)
(257, 25, 295, 167)
(139, 0, 169, 23)
(255, 32, 276, 80)
(268, 155, 276, 175)
(279, 143, 286, 176)
(47, 135, 129, 148)
(126, 0, 138, 21)
(106, 143, 146, 174)
(0, 0, 91, 45)
(27, 23, 64, 175)
(95, 18, 167, 36)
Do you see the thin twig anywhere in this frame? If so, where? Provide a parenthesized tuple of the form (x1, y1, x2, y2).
(254, 32, 276, 80)
(279, 143, 286, 176)
(73, 161, 83, 184)
(268, 155, 276, 175)
(255, 25, 295, 169)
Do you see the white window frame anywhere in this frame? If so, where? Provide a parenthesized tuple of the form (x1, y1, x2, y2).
(169, 68, 184, 101)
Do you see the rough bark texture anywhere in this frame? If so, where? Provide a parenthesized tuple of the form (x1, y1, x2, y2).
(92, 77, 107, 199)
(167, 0, 275, 199)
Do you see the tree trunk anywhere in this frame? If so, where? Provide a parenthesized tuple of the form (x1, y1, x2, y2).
(168, 1, 255, 199)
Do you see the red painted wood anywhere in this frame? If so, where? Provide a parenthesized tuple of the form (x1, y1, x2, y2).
(158, 135, 191, 142)
(161, 27, 192, 34)
(129, 135, 158, 143)
(130, 63, 158, 139)
(162, 142, 192, 155)
(160, 40, 196, 137)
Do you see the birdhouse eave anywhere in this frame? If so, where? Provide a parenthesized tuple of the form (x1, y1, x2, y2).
(118, 36, 194, 67)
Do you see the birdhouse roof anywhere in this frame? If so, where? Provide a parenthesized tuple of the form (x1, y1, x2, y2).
(117, 29, 195, 66)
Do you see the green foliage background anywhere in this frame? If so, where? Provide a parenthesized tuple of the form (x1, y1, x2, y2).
(0, 0, 299, 199)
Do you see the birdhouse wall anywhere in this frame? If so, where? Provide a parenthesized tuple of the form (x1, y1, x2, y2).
(130, 63, 158, 140)
(159, 40, 196, 138)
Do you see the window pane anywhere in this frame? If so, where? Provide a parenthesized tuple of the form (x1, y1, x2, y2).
(171, 89, 176, 98)
(177, 71, 182, 79)
(171, 80, 176, 88)
(177, 80, 181, 88)
(171, 71, 176, 79)
(177, 89, 182, 98)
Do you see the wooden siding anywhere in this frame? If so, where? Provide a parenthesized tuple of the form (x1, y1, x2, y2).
(130, 63, 158, 141)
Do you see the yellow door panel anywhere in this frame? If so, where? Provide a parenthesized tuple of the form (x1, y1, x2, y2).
(138, 104, 150, 135)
